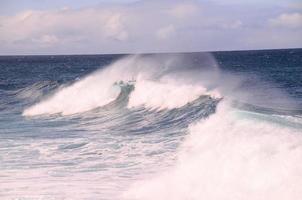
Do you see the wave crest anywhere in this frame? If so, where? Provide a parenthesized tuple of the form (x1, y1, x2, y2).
(124, 102, 302, 200)
(23, 53, 220, 116)
(128, 80, 220, 110)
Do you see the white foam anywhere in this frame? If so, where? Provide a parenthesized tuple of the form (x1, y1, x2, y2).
(124, 102, 302, 200)
(23, 54, 220, 116)
(23, 56, 139, 116)
(128, 80, 211, 110)
(23, 72, 121, 116)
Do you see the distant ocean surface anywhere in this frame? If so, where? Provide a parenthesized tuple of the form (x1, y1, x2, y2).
(0, 49, 302, 200)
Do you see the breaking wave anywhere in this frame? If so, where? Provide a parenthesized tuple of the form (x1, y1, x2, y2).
(124, 101, 302, 200)
(23, 54, 221, 116)
(14, 52, 302, 200)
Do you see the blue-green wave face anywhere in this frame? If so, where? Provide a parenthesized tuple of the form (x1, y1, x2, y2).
(0, 49, 302, 199)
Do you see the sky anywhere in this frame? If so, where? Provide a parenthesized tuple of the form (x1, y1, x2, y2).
(0, 0, 301, 55)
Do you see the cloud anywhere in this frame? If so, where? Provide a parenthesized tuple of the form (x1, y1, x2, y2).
(0, 0, 301, 54)
(270, 13, 302, 29)
(0, 7, 131, 52)
(33, 34, 59, 45)
(167, 3, 199, 18)
(221, 20, 243, 29)
(156, 24, 175, 40)
(288, 2, 302, 10)
(103, 13, 128, 41)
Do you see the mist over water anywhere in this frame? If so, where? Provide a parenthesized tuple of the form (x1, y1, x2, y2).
(0, 49, 302, 199)
(23, 53, 220, 116)
(124, 102, 302, 200)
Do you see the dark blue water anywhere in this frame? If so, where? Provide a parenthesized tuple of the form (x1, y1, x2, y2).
(0, 49, 302, 199)
(215, 49, 302, 103)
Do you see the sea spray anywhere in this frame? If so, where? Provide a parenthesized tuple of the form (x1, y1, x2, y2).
(124, 101, 302, 200)
(23, 53, 220, 116)
(1, 50, 301, 199)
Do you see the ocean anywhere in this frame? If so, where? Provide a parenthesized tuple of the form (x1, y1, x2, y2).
(0, 49, 302, 199)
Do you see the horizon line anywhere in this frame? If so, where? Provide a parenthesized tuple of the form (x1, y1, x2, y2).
(1, 47, 301, 57)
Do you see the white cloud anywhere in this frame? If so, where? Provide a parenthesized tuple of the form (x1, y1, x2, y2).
(103, 13, 128, 41)
(221, 20, 243, 29)
(288, 2, 302, 10)
(270, 13, 302, 28)
(156, 24, 175, 40)
(0, 8, 130, 50)
(0, 0, 301, 54)
(167, 3, 198, 18)
(33, 34, 59, 45)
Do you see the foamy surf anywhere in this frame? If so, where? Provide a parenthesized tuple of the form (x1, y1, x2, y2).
(23, 54, 221, 116)
(124, 102, 302, 200)
(1, 50, 301, 200)
(128, 80, 218, 110)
